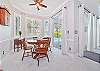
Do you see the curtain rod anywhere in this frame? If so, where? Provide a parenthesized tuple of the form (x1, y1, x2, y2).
(51, 6, 91, 18)
(84, 7, 99, 19)
(78, 4, 90, 13)
(84, 8, 90, 13)
(51, 9, 62, 18)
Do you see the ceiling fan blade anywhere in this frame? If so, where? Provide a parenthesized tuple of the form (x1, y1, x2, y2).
(33, 0, 43, 3)
(38, 0, 43, 3)
(29, 4, 36, 5)
(39, 4, 47, 8)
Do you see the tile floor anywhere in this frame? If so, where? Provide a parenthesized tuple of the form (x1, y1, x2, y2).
(1, 48, 100, 71)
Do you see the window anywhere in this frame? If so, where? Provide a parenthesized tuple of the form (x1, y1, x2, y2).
(52, 11, 62, 48)
(15, 13, 21, 36)
(27, 18, 41, 36)
(43, 19, 50, 36)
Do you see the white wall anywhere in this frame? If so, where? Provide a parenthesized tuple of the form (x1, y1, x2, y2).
(60, 0, 100, 57)
(60, 0, 79, 56)
(0, 0, 14, 59)
(0, 26, 11, 41)
(0, 21, 12, 59)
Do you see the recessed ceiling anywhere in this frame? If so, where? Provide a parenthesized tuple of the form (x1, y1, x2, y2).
(9, 0, 65, 17)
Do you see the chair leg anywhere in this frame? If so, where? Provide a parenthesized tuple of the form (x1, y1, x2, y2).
(46, 54, 49, 62)
(37, 58, 39, 66)
(22, 50, 25, 61)
(21, 44, 22, 49)
(33, 53, 39, 59)
(49, 47, 52, 52)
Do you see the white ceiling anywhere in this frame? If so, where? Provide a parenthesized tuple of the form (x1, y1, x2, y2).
(8, 0, 100, 17)
(9, 0, 65, 17)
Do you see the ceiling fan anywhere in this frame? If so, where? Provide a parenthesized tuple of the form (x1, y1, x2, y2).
(29, 0, 47, 10)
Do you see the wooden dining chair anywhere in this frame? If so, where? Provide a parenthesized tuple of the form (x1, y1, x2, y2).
(21, 38, 25, 48)
(42, 37, 51, 52)
(22, 40, 33, 61)
(14, 38, 22, 52)
(33, 40, 49, 66)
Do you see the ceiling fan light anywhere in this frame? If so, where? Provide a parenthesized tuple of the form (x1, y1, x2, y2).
(36, 3, 40, 7)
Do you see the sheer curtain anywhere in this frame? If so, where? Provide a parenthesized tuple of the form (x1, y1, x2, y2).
(96, 19, 100, 49)
(84, 12, 92, 51)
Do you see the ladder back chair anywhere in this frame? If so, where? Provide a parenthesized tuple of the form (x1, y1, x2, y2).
(33, 39, 49, 66)
(42, 37, 51, 52)
(14, 38, 22, 52)
(22, 40, 33, 61)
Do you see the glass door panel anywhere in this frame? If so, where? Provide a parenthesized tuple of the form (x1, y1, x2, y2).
(84, 12, 91, 51)
(52, 11, 62, 49)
